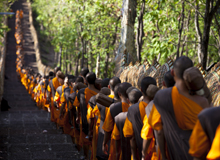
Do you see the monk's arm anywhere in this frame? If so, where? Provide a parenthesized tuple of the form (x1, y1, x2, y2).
(157, 129, 168, 160)
(103, 130, 111, 146)
(115, 139, 121, 160)
(130, 136, 138, 160)
(102, 130, 112, 153)
(142, 138, 152, 160)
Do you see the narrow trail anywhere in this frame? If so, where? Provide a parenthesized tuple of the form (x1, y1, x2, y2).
(0, 0, 80, 159)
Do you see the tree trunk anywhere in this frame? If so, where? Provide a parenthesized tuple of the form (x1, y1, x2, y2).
(104, 52, 109, 78)
(95, 54, 100, 78)
(65, 48, 68, 74)
(80, 39, 84, 70)
(136, 0, 145, 62)
(201, 0, 220, 69)
(75, 40, 79, 76)
(195, 3, 202, 63)
(58, 45, 62, 67)
(176, 0, 185, 58)
(181, 10, 191, 56)
(115, 0, 137, 76)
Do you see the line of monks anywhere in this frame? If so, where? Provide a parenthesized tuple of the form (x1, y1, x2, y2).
(15, 9, 220, 160)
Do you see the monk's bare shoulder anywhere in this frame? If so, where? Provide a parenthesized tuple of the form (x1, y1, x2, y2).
(196, 96, 210, 109)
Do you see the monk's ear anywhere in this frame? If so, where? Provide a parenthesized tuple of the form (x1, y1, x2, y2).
(108, 85, 110, 89)
(118, 92, 121, 97)
(171, 69, 174, 76)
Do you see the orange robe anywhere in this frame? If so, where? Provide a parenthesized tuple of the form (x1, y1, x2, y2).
(189, 120, 210, 158)
(54, 85, 66, 126)
(207, 124, 220, 160)
(73, 88, 98, 146)
(92, 94, 114, 160)
(141, 114, 158, 160)
(103, 102, 129, 160)
(172, 86, 203, 130)
(123, 101, 157, 160)
(47, 77, 61, 122)
(153, 86, 204, 160)
(60, 87, 73, 135)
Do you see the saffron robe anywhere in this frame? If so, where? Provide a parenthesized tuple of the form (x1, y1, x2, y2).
(47, 77, 61, 122)
(102, 102, 129, 160)
(154, 86, 203, 160)
(123, 101, 148, 159)
(112, 112, 131, 160)
(141, 101, 158, 160)
(207, 124, 220, 160)
(189, 107, 220, 159)
(68, 91, 80, 145)
(74, 88, 98, 145)
(95, 95, 114, 160)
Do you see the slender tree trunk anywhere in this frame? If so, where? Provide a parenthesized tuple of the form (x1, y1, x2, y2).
(136, 0, 145, 62)
(104, 51, 109, 78)
(80, 38, 84, 70)
(58, 45, 62, 67)
(89, 42, 94, 72)
(181, 10, 191, 56)
(95, 53, 100, 78)
(65, 48, 68, 74)
(201, 0, 220, 69)
(195, 3, 202, 63)
(75, 40, 79, 76)
(176, 0, 185, 58)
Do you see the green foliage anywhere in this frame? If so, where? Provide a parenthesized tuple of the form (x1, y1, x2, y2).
(32, 0, 220, 76)
(32, 0, 122, 78)
(0, 0, 15, 41)
(138, 0, 220, 66)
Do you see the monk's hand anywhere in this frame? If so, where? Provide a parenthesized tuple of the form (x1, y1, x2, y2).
(102, 143, 108, 155)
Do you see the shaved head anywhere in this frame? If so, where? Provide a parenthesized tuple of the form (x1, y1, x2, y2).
(109, 77, 121, 91)
(80, 68, 89, 78)
(141, 77, 156, 96)
(128, 89, 142, 104)
(173, 56, 193, 79)
(75, 76, 84, 83)
(118, 82, 132, 98)
(164, 71, 175, 87)
(86, 72, 96, 84)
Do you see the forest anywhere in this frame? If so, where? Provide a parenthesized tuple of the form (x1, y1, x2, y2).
(0, 0, 14, 43)
(3, 0, 220, 78)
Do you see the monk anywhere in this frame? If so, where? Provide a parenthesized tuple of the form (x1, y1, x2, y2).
(142, 71, 175, 160)
(73, 72, 99, 160)
(189, 106, 220, 160)
(53, 72, 65, 128)
(59, 75, 75, 134)
(123, 77, 156, 160)
(153, 56, 209, 160)
(87, 78, 110, 160)
(80, 67, 89, 84)
(112, 88, 142, 160)
(47, 67, 62, 122)
(141, 85, 160, 160)
(102, 82, 132, 160)
(95, 77, 121, 160)
(68, 76, 86, 154)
